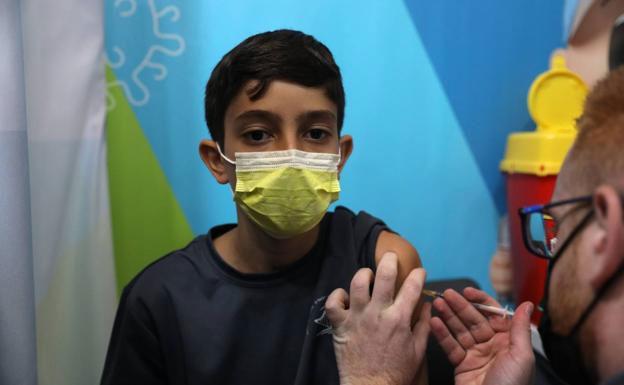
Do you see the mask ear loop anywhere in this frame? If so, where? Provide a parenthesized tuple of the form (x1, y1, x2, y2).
(336, 140, 343, 164)
(216, 143, 236, 165)
(215, 143, 237, 197)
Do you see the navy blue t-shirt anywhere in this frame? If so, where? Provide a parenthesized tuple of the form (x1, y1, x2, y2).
(101, 206, 387, 385)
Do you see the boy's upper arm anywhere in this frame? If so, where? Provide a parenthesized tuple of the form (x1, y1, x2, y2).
(374, 230, 422, 289)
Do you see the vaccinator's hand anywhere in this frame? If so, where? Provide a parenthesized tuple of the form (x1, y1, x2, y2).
(430, 288, 535, 385)
(326, 252, 431, 385)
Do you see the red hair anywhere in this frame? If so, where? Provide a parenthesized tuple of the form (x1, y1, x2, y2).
(562, 67, 624, 193)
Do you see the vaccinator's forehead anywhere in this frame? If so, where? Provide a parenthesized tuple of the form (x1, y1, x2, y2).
(552, 160, 575, 203)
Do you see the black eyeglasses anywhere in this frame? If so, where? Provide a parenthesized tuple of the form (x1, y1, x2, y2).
(519, 196, 593, 259)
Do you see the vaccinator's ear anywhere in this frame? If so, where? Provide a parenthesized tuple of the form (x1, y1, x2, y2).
(199, 139, 230, 184)
(589, 185, 624, 289)
(337, 135, 353, 174)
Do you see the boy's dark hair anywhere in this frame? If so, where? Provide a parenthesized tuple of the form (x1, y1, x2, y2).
(204, 29, 345, 146)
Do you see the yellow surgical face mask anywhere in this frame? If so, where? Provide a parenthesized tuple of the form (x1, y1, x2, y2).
(217, 145, 341, 239)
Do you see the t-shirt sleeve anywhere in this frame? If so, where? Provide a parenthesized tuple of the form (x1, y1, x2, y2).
(100, 283, 167, 385)
(352, 210, 392, 271)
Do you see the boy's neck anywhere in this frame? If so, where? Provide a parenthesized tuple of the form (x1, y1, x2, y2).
(213, 210, 320, 274)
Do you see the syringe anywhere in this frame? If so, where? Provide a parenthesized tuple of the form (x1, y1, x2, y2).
(423, 289, 515, 318)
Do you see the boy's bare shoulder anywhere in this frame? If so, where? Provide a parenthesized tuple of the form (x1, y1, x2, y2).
(375, 231, 422, 285)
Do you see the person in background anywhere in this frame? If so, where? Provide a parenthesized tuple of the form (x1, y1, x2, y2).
(489, 215, 514, 304)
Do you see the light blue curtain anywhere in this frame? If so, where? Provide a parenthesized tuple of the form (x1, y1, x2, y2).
(1, 1, 116, 384)
(0, 0, 37, 383)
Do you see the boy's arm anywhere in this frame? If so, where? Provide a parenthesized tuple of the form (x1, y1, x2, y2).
(375, 231, 422, 290)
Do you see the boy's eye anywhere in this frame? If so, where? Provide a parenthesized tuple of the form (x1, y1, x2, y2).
(245, 129, 271, 142)
(306, 128, 329, 140)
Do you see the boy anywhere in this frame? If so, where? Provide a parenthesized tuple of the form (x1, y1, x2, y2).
(101, 29, 423, 385)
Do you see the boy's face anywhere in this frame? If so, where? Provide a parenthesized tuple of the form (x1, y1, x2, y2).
(200, 80, 353, 189)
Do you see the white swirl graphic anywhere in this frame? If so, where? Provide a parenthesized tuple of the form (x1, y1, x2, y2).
(106, 0, 185, 110)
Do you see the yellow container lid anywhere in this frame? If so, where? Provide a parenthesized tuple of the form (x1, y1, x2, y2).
(500, 54, 587, 176)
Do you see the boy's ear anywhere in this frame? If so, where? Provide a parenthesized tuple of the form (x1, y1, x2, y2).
(588, 185, 624, 290)
(199, 139, 230, 184)
(337, 135, 353, 174)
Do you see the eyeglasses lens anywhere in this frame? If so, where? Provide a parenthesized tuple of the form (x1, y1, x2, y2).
(527, 212, 557, 258)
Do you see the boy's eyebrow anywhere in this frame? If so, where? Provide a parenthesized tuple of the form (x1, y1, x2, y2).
(234, 110, 282, 125)
(296, 110, 337, 126)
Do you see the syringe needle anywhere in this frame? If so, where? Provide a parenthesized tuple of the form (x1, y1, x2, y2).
(471, 302, 515, 318)
(422, 289, 515, 318)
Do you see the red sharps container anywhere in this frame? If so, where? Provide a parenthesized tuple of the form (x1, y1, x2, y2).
(499, 55, 587, 323)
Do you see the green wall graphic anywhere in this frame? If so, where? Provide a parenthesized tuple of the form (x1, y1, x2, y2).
(106, 66, 193, 293)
